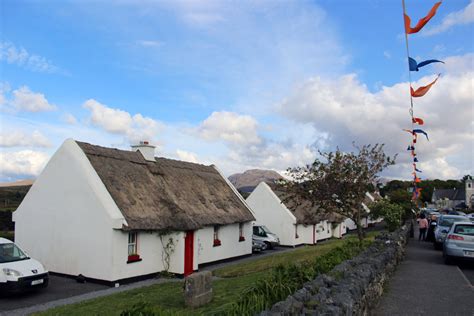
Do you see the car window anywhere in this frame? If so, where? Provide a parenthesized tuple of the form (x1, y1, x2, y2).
(0, 243, 28, 263)
(440, 218, 465, 227)
(454, 225, 474, 236)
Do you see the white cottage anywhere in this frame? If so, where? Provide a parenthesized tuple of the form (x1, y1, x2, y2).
(246, 182, 346, 247)
(13, 139, 255, 284)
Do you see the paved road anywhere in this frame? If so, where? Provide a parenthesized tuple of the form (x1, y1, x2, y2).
(374, 238, 474, 316)
(0, 275, 107, 313)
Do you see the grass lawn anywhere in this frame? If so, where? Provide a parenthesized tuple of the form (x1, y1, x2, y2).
(37, 233, 378, 316)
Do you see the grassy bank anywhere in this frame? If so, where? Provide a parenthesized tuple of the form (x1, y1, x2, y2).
(37, 233, 377, 316)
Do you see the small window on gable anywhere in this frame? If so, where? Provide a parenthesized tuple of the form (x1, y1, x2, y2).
(239, 223, 245, 242)
(213, 225, 221, 246)
(127, 232, 141, 263)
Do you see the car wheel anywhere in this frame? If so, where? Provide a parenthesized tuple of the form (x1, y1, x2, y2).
(265, 242, 272, 250)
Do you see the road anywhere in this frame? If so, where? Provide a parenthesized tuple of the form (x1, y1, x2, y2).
(374, 238, 474, 315)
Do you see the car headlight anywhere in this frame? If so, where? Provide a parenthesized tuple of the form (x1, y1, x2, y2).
(3, 268, 22, 277)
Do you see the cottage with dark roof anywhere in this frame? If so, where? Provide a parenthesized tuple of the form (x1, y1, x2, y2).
(246, 182, 346, 247)
(13, 139, 255, 283)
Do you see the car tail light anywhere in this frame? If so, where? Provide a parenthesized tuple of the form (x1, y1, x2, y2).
(447, 234, 464, 241)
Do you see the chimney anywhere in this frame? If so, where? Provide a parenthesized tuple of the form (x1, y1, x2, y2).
(131, 141, 156, 161)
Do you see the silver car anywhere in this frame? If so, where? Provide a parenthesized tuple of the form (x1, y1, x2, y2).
(253, 225, 280, 249)
(433, 215, 468, 250)
(443, 221, 474, 264)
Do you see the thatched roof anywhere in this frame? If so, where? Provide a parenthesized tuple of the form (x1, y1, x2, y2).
(268, 184, 343, 225)
(77, 141, 255, 231)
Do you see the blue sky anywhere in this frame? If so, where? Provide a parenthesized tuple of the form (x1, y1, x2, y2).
(1, 0, 473, 182)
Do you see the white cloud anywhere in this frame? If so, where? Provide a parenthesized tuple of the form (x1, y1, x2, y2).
(11, 86, 56, 112)
(0, 150, 50, 178)
(83, 99, 163, 144)
(0, 130, 52, 148)
(62, 113, 78, 125)
(424, 0, 474, 35)
(198, 111, 261, 146)
(176, 149, 199, 163)
(279, 53, 474, 180)
(0, 42, 59, 73)
(136, 40, 162, 48)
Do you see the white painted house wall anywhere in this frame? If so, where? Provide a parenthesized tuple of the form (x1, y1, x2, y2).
(13, 139, 127, 281)
(315, 220, 332, 241)
(296, 224, 314, 245)
(246, 182, 298, 246)
(196, 223, 252, 265)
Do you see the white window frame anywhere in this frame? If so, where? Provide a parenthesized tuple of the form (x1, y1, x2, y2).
(128, 232, 138, 255)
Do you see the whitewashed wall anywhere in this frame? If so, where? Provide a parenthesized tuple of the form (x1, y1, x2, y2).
(296, 224, 314, 245)
(13, 139, 126, 281)
(246, 182, 297, 246)
(332, 222, 346, 238)
(196, 222, 252, 265)
(111, 231, 185, 280)
(315, 220, 332, 241)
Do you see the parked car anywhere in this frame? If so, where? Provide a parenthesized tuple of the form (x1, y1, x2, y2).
(253, 225, 280, 249)
(433, 215, 468, 250)
(467, 213, 474, 221)
(0, 238, 49, 293)
(252, 239, 267, 253)
(448, 210, 467, 216)
(443, 222, 474, 264)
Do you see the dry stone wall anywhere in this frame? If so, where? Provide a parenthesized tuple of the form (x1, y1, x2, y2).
(261, 224, 411, 315)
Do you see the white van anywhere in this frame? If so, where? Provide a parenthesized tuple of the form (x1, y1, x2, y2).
(0, 238, 49, 292)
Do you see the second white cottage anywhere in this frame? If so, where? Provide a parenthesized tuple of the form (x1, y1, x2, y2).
(246, 182, 346, 247)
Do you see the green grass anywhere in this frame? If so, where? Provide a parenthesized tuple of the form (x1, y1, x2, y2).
(37, 233, 378, 316)
(213, 232, 378, 278)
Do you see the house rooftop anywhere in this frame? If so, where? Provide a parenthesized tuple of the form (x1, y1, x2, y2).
(76, 141, 254, 231)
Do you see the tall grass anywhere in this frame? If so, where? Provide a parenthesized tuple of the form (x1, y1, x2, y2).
(226, 239, 371, 315)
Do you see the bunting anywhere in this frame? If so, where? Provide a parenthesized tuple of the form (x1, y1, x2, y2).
(401, 0, 443, 201)
(404, 2, 442, 34)
(410, 74, 440, 97)
(409, 57, 444, 72)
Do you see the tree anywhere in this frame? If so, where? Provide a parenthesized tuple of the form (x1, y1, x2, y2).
(387, 189, 416, 221)
(370, 200, 404, 232)
(282, 143, 396, 244)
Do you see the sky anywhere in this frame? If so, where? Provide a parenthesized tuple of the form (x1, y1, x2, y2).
(0, 0, 473, 182)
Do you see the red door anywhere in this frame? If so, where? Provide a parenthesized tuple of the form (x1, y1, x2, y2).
(184, 231, 194, 276)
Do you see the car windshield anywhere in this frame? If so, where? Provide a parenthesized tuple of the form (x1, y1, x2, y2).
(454, 225, 474, 236)
(261, 226, 272, 234)
(0, 243, 29, 263)
(440, 217, 466, 227)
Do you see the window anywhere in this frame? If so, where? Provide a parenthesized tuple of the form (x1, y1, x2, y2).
(239, 223, 245, 242)
(295, 225, 299, 239)
(213, 226, 221, 246)
(127, 232, 141, 263)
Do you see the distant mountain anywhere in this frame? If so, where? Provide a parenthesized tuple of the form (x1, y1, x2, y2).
(228, 169, 283, 192)
(0, 179, 34, 187)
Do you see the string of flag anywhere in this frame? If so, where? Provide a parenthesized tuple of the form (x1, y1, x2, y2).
(401, 1, 444, 201)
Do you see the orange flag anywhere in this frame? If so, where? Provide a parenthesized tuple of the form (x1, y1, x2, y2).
(412, 117, 424, 125)
(404, 2, 442, 34)
(411, 75, 440, 97)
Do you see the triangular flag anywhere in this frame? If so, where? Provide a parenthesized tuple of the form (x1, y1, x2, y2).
(412, 117, 424, 125)
(404, 2, 442, 34)
(409, 57, 444, 71)
(411, 75, 440, 97)
(413, 129, 429, 141)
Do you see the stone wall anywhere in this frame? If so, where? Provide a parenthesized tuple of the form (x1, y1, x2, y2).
(261, 224, 411, 315)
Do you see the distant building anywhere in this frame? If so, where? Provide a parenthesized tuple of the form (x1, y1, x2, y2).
(431, 176, 474, 210)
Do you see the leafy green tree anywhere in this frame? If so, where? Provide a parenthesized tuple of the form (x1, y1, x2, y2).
(282, 143, 396, 244)
(370, 200, 404, 232)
